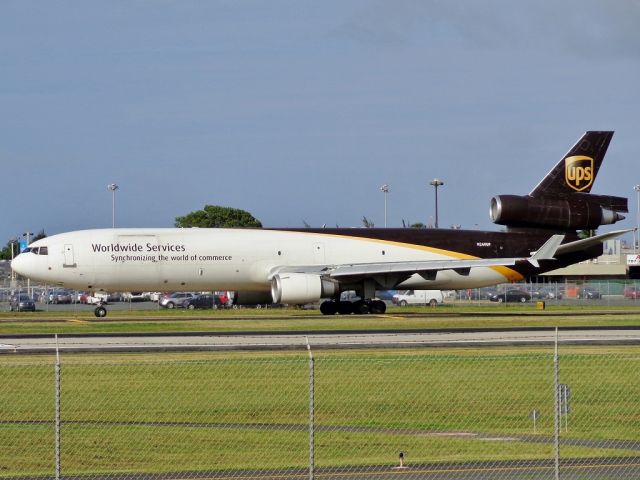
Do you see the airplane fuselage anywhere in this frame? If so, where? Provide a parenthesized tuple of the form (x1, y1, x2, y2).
(11, 227, 586, 294)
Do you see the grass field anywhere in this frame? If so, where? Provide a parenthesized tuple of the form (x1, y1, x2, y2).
(1, 346, 639, 477)
(1, 304, 640, 335)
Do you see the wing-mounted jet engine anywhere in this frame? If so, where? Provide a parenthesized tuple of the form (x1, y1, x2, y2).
(490, 131, 627, 231)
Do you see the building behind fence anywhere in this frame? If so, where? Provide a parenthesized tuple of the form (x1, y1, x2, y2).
(1, 344, 640, 479)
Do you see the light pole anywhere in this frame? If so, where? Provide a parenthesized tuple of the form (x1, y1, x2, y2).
(380, 184, 389, 227)
(634, 185, 640, 254)
(21, 232, 33, 296)
(430, 178, 444, 228)
(9, 239, 18, 286)
(107, 183, 119, 228)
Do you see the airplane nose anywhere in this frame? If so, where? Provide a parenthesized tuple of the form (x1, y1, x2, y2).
(11, 253, 30, 278)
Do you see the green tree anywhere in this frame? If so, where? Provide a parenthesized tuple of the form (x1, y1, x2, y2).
(175, 205, 262, 228)
(0, 240, 18, 261)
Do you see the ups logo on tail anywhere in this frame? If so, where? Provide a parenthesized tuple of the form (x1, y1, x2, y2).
(565, 155, 594, 192)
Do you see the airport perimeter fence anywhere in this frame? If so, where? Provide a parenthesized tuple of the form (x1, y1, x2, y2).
(1, 343, 640, 479)
(3, 279, 640, 311)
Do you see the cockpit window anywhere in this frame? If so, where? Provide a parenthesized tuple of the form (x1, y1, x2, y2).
(22, 246, 48, 255)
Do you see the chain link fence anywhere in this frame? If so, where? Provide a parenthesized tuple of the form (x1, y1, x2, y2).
(3, 280, 640, 311)
(1, 344, 640, 479)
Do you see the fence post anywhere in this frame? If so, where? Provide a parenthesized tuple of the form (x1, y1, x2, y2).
(554, 327, 559, 480)
(55, 334, 61, 480)
(305, 337, 314, 480)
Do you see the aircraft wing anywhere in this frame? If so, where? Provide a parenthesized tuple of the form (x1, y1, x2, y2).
(272, 234, 565, 281)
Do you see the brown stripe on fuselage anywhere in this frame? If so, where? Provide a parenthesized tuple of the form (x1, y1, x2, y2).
(266, 228, 587, 280)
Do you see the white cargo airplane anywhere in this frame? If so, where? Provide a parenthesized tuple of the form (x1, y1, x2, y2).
(11, 132, 629, 317)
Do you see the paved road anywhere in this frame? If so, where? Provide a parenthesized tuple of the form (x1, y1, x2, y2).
(2, 328, 640, 353)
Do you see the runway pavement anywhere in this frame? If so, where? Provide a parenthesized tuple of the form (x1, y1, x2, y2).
(2, 328, 640, 353)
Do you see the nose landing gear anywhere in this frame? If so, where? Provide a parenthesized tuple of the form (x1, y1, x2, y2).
(94, 304, 107, 318)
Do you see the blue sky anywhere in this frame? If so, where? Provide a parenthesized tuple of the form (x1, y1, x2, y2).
(2, 1, 639, 245)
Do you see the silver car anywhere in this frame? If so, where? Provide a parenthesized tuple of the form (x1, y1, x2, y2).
(159, 292, 196, 309)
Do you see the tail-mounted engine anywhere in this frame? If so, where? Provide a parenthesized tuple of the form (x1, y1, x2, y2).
(490, 193, 627, 231)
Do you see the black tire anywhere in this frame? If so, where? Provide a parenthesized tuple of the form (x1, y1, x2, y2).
(497, 297, 504, 303)
(399, 300, 408, 307)
(320, 301, 337, 315)
(353, 301, 370, 315)
(370, 300, 386, 314)
(429, 299, 438, 307)
(337, 301, 353, 315)
(94, 306, 107, 318)
(187, 303, 195, 310)
(166, 302, 175, 309)
(520, 297, 527, 303)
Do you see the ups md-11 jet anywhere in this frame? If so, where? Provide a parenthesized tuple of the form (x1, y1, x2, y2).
(11, 131, 629, 317)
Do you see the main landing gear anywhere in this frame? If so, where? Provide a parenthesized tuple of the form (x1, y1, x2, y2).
(320, 299, 386, 315)
(94, 304, 107, 318)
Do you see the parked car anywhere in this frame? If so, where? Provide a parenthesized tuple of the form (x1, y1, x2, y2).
(456, 288, 496, 300)
(624, 286, 640, 299)
(122, 292, 149, 302)
(489, 289, 531, 303)
(159, 292, 196, 309)
(577, 287, 601, 299)
(375, 290, 397, 301)
(148, 292, 162, 302)
(182, 294, 222, 310)
(392, 290, 444, 306)
(532, 286, 563, 300)
(44, 289, 73, 304)
(10, 294, 36, 312)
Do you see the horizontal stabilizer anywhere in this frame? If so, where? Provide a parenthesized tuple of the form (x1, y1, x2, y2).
(556, 229, 633, 256)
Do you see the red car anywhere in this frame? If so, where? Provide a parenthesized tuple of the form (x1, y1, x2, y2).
(624, 286, 640, 299)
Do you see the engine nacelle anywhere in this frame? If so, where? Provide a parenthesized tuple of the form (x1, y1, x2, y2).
(271, 273, 337, 305)
(490, 194, 626, 230)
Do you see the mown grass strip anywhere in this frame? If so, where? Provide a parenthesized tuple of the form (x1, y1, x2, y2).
(1, 347, 639, 476)
(2, 307, 640, 335)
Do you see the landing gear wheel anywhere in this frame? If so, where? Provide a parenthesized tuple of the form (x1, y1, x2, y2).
(337, 301, 353, 315)
(94, 306, 107, 318)
(320, 301, 337, 315)
(353, 300, 370, 315)
(370, 300, 386, 314)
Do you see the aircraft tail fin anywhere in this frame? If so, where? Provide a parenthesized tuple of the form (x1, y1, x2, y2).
(529, 131, 613, 197)
(490, 131, 627, 232)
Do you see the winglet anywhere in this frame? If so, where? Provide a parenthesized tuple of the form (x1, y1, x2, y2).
(528, 234, 565, 268)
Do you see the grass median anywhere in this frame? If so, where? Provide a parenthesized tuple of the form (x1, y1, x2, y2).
(1, 347, 639, 476)
(1, 304, 640, 335)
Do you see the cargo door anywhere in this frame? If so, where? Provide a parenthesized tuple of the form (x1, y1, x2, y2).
(63, 244, 76, 267)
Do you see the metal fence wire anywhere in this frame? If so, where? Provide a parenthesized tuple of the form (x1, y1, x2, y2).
(1, 346, 640, 480)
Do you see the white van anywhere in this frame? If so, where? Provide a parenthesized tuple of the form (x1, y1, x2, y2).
(392, 290, 444, 307)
